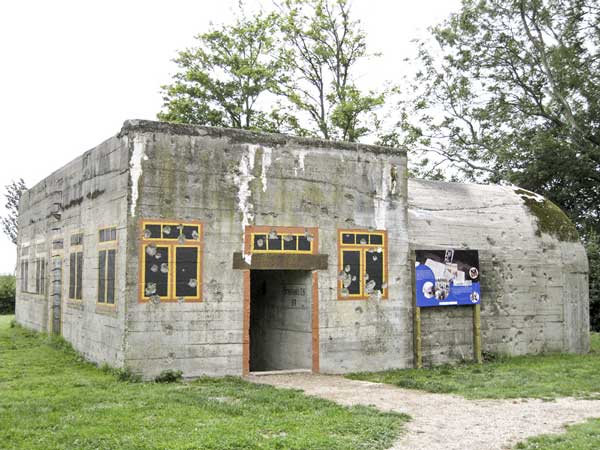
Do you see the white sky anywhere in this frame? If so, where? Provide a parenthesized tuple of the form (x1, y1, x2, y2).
(0, 0, 461, 274)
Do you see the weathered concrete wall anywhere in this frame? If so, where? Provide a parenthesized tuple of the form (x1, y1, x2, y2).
(250, 270, 313, 371)
(121, 120, 410, 378)
(408, 179, 589, 365)
(16, 136, 130, 367)
(17, 118, 588, 378)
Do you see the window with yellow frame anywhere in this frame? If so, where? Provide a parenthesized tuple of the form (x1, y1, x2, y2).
(338, 229, 388, 300)
(251, 230, 314, 254)
(140, 220, 203, 303)
(98, 227, 117, 305)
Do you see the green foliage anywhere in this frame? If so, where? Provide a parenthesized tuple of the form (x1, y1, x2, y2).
(397, 0, 600, 235)
(515, 419, 600, 450)
(100, 364, 142, 383)
(0, 275, 16, 314)
(277, 0, 384, 141)
(0, 315, 407, 450)
(158, 12, 285, 130)
(1, 178, 26, 245)
(159, 0, 384, 142)
(348, 332, 600, 400)
(154, 369, 183, 383)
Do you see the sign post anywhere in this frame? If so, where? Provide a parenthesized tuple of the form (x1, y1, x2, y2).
(411, 251, 422, 368)
(411, 249, 482, 367)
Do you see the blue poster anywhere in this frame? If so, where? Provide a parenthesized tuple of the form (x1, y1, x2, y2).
(415, 249, 480, 307)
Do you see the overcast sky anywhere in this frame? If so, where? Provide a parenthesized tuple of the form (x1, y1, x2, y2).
(0, 0, 461, 274)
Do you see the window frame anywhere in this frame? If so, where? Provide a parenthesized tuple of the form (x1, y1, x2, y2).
(244, 225, 319, 256)
(69, 232, 84, 301)
(97, 226, 118, 306)
(337, 229, 388, 300)
(139, 219, 203, 303)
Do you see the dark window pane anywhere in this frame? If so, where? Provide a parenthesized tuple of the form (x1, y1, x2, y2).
(298, 236, 311, 252)
(253, 234, 267, 250)
(144, 246, 169, 297)
(175, 247, 198, 298)
(106, 249, 116, 304)
(110, 228, 117, 241)
(98, 251, 106, 302)
(183, 225, 199, 240)
(69, 253, 76, 299)
(144, 224, 161, 239)
(162, 224, 179, 239)
(342, 233, 355, 244)
(357, 234, 369, 245)
(369, 234, 383, 245)
(365, 249, 384, 294)
(76, 252, 83, 300)
(35, 260, 40, 294)
(99, 229, 105, 242)
(283, 235, 297, 251)
(342, 250, 361, 295)
(268, 236, 282, 251)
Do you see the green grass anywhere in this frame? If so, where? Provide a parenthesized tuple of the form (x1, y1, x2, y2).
(515, 419, 600, 449)
(0, 316, 408, 450)
(347, 333, 600, 400)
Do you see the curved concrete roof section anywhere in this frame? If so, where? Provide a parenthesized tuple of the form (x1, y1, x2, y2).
(408, 179, 589, 358)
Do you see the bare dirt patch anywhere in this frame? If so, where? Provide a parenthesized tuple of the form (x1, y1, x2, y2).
(248, 373, 600, 450)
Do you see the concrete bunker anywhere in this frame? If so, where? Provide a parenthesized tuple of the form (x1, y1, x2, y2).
(250, 270, 313, 372)
(14, 119, 589, 379)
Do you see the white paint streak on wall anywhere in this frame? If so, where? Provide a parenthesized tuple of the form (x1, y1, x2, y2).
(129, 135, 147, 217)
(374, 161, 390, 230)
(234, 145, 257, 264)
(261, 146, 272, 192)
(294, 150, 308, 176)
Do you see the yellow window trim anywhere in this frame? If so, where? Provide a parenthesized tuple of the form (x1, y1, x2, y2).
(250, 232, 313, 254)
(97, 247, 117, 306)
(338, 229, 388, 301)
(139, 219, 203, 303)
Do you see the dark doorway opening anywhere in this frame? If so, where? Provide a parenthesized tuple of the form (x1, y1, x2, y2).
(249, 270, 312, 372)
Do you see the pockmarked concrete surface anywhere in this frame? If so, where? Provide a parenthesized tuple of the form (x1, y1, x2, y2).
(248, 373, 600, 450)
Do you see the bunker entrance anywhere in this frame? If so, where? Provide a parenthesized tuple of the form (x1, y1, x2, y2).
(250, 270, 312, 372)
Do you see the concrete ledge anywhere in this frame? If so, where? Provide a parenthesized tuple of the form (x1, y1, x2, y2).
(232, 252, 328, 270)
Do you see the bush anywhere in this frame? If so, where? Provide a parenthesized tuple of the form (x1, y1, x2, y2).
(0, 275, 16, 314)
(154, 369, 183, 383)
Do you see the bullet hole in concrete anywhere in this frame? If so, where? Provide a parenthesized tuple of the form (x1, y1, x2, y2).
(144, 229, 153, 239)
(150, 295, 161, 305)
(145, 282, 157, 296)
(178, 234, 186, 244)
(150, 264, 158, 273)
(160, 263, 169, 273)
(256, 238, 264, 248)
(155, 252, 162, 260)
(191, 230, 199, 240)
(365, 280, 376, 294)
(355, 306, 363, 314)
(177, 296, 185, 304)
(163, 225, 172, 236)
(146, 244, 157, 256)
(340, 288, 349, 297)
(188, 278, 197, 288)
(269, 229, 278, 240)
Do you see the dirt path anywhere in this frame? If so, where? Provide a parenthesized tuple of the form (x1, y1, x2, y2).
(247, 373, 600, 450)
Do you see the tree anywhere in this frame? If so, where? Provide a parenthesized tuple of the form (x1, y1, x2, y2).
(276, 0, 384, 141)
(158, 11, 286, 131)
(1, 179, 27, 245)
(159, 0, 383, 142)
(396, 0, 600, 232)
